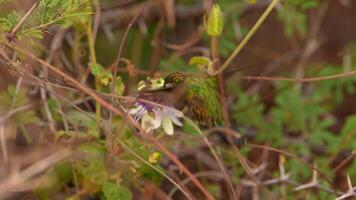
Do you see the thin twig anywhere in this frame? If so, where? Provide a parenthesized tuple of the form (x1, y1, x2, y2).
(294, 0, 329, 90)
(108, 2, 147, 153)
(184, 117, 236, 199)
(0, 124, 7, 163)
(248, 144, 338, 194)
(167, 171, 225, 199)
(93, 0, 101, 42)
(7, 1, 39, 41)
(243, 69, 356, 83)
(336, 175, 355, 200)
(333, 151, 356, 173)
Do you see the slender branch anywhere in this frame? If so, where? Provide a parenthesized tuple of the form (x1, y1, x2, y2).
(184, 117, 236, 199)
(248, 144, 338, 193)
(7, 1, 39, 40)
(243, 69, 356, 82)
(214, 0, 281, 75)
(108, 3, 147, 152)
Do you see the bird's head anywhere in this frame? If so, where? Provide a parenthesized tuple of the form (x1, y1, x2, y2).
(163, 72, 186, 89)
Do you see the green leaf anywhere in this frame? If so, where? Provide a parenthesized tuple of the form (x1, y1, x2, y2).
(114, 76, 125, 96)
(102, 182, 132, 200)
(47, 98, 58, 110)
(89, 63, 113, 86)
(78, 141, 106, 160)
(90, 63, 104, 76)
(81, 160, 107, 185)
(335, 115, 356, 152)
(189, 56, 214, 74)
(0, 0, 12, 4)
(206, 4, 224, 36)
(15, 110, 39, 124)
(20, 29, 43, 39)
(189, 56, 212, 66)
(66, 110, 99, 138)
(34, 162, 72, 199)
(301, 0, 319, 10)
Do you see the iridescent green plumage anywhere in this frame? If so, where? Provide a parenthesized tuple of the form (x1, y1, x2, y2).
(184, 77, 222, 127)
(163, 72, 223, 127)
(138, 72, 223, 128)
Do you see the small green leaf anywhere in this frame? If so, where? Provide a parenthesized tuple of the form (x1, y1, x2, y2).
(90, 63, 113, 86)
(20, 29, 44, 39)
(114, 76, 125, 96)
(0, 0, 12, 4)
(102, 182, 132, 200)
(301, 1, 319, 10)
(148, 152, 161, 164)
(206, 4, 224, 36)
(189, 56, 214, 75)
(47, 98, 58, 110)
(98, 71, 113, 86)
(90, 63, 104, 76)
(189, 56, 212, 66)
(15, 110, 39, 124)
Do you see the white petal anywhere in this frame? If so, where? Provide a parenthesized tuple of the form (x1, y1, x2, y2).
(162, 117, 174, 135)
(173, 110, 184, 117)
(171, 115, 183, 127)
(165, 108, 183, 126)
(142, 112, 161, 132)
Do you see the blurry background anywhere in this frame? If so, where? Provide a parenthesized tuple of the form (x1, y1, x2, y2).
(0, 0, 355, 199)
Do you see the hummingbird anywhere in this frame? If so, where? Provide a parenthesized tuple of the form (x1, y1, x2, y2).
(131, 72, 246, 146)
(136, 72, 223, 128)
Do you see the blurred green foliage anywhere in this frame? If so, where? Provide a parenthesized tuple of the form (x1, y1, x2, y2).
(0, 85, 39, 143)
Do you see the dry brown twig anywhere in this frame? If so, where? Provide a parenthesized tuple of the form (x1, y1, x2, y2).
(294, 0, 330, 90)
(0, 149, 71, 199)
(333, 151, 356, 173)
(336, 175, 356, 200)
(249, 144, 339, 194)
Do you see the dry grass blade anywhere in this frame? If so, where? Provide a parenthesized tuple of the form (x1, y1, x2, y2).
(0, 149, 71, 199)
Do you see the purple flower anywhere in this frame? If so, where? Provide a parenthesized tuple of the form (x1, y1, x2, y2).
(129, 101, 183, 135)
